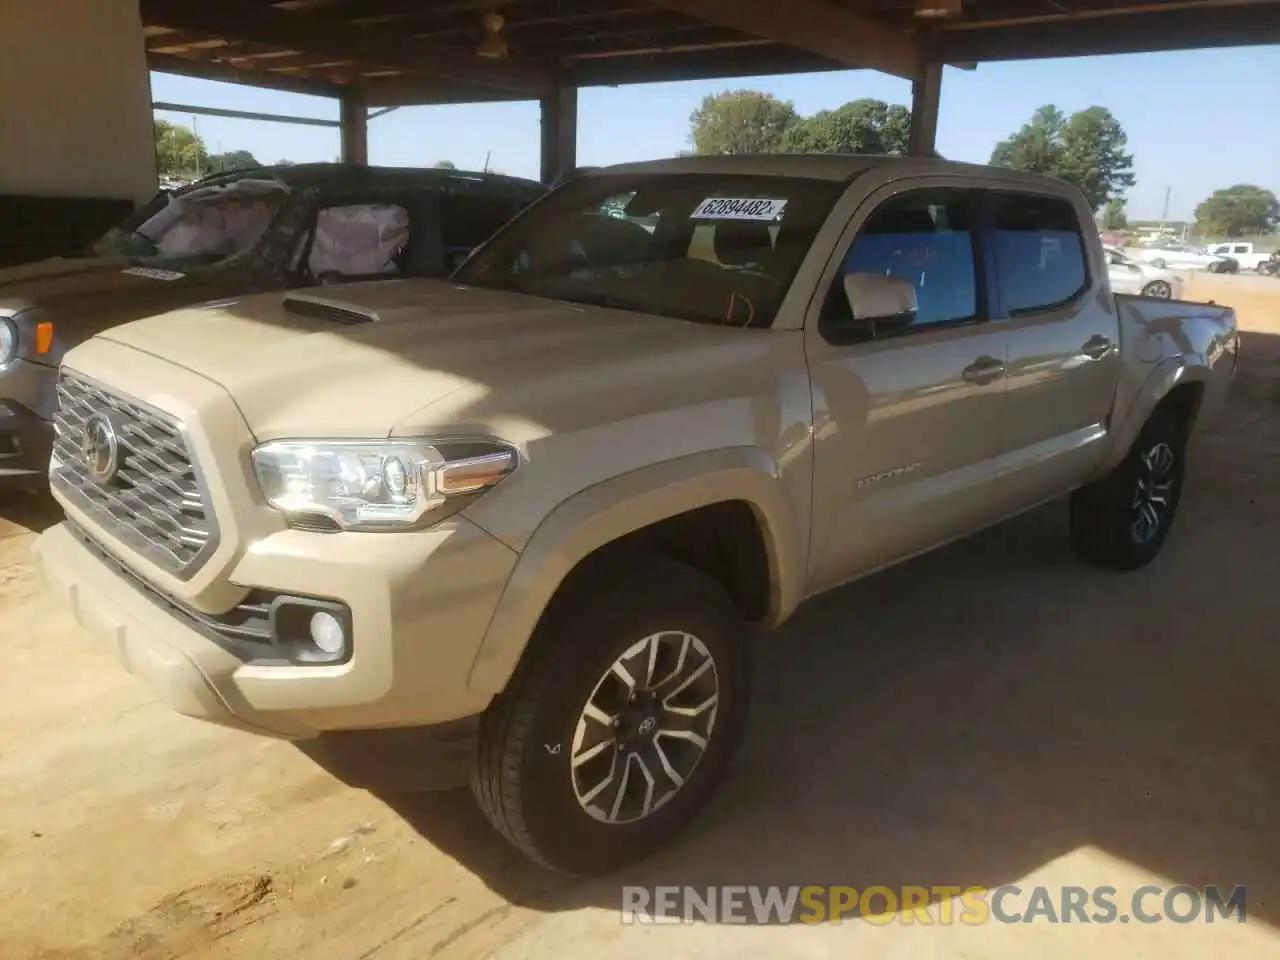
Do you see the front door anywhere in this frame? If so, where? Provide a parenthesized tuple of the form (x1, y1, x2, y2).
(804, 182, 1008, 593)
(988, 190, 1122, 507)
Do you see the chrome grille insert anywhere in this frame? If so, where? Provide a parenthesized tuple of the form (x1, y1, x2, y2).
(51, 370, 218, 579)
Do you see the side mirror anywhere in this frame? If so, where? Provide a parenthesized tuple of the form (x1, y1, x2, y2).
(836, 273, 918, 339)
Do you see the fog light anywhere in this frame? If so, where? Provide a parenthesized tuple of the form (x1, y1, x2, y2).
(310, 611, 346, 656)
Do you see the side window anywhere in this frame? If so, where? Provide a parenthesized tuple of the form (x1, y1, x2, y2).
(1233, 244, 1249, 255)
(307, 203, 410, 280)
(823, 188, 978, 332)
(440, 193, 525, 270)
(991, 193, 1087, 315)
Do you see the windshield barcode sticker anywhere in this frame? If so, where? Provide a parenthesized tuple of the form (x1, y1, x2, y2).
(691, 197, 788, 222)
(121, 267, 186, 281)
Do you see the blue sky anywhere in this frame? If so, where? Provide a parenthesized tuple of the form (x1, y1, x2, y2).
(153, 45, 1279, 222)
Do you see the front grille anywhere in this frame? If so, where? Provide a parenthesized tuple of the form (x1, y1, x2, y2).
(51, 370, 218, 579)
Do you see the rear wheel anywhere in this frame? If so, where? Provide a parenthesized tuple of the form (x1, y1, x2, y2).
(1142, 280, 1173, 299)
(1070, 410, 1186, 570)
(472, 555, 750, 875)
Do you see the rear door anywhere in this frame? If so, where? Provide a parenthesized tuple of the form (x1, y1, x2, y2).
(988, 189, 1122, 507)
(804, 180, 1009, 592)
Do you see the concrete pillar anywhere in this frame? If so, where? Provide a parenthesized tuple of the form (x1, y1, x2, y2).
(0, 0, 156, 204)
(340, 86, 369, 165)
(539, 85, 578, 185)
(908, 61, 943, 158)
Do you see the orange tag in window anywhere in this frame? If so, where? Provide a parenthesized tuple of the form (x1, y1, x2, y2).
(35, 322, 54, 355)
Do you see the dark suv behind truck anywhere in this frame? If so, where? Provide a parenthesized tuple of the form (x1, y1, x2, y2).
(0, 163, 546, 486)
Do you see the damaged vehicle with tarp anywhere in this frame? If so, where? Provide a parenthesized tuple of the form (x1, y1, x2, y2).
(0, 163, 547, 487)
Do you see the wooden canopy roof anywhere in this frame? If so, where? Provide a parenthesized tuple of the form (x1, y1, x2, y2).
(142, 0, 1280, 104)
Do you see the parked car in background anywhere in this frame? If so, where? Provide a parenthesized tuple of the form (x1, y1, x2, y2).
(38, 155, 1238, 874)
(0, 163, 546, 486)
(1136, 243, 1234, 272)
(1105, 245, 1183, 299)
(1205, 241, 1272, 272)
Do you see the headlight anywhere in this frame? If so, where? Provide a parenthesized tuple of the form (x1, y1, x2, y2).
(252, 437, 519, 531)
(0, 317, 16, 367)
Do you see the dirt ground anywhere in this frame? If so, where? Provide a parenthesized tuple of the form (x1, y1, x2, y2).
(1, 273, 1277, 959)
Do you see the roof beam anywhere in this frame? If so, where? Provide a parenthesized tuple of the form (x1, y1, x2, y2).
(149, 52, 344, 98)
(140, 0, 554, 96)
(652, 0, 921, 79)
(937, 3, 1280, 61)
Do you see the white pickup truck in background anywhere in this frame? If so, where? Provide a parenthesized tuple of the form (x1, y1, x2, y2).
(1205, 241, 1272, 272)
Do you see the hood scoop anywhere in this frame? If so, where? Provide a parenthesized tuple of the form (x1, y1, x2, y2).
(282, 291, 378, 326)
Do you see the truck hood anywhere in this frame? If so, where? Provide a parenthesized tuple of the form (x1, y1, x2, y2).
(96, 279, 760, 440)
(0, 255, 230, 352)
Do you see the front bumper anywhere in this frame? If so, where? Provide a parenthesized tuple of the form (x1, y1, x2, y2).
(36, 511, 517, 754)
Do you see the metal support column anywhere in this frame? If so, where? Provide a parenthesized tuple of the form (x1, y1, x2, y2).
(908, 61, 943, 158)
(340, 85, 369, 165)
(539, 84, 578, 184)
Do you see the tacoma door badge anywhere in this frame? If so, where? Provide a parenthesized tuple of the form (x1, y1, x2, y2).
(854, 462, 922, 490)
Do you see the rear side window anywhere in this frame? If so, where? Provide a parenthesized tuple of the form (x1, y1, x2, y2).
(991, 193, 1087, 315)
(307, 203, 410, 279)
(440, 193, 528, 266)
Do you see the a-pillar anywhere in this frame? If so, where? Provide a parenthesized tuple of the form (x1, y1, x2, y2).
(340, 85, 369, 165)
(539, 84, 578, 185)
(908, 61, 943, 158)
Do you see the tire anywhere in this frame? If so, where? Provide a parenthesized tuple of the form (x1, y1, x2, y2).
(472, 554, 750, 875)
(1142, 280, 1173, 299)
(1069, 409, 1186, 571)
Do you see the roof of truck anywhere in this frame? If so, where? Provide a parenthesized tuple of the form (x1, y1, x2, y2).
(585, 153, 1071, 190)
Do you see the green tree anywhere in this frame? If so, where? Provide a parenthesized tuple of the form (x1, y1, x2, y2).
(153, 119, 209, 177)
(779, 99, 912, 155)
(1101, 197, 1129, 231)
(688, 90, 799, 155)
(206, 149, 260, 173)
(990, 105, 1065, 174)
(990, 105, 1135, 211)
(1194, 185, 1280, 237)
(433, 159, 457, 169)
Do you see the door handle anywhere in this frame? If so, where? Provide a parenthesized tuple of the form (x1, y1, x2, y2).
(1082, 335, 1114, 360)
(962, 355, 1005, 386)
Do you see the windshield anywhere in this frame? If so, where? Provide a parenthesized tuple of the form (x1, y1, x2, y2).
(454, 173, 847, 327)
(94, 177, 289, 268)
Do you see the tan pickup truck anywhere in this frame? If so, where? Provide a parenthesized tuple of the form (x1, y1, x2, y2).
(36, 155, 1238, 875)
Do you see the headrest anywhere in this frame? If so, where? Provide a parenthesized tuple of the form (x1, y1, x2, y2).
(713, 221, 774, 267)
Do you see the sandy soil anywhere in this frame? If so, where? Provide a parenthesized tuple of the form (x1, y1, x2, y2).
(0, 272, 1277, 959)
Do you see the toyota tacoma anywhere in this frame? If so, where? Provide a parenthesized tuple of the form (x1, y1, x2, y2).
(36, 155, 1238, 875)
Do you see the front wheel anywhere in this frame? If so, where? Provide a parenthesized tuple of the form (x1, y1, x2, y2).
(472, 555, 750, 875)
(1069, 410, 1186, 570)
(1142, 280, 1173, 299)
